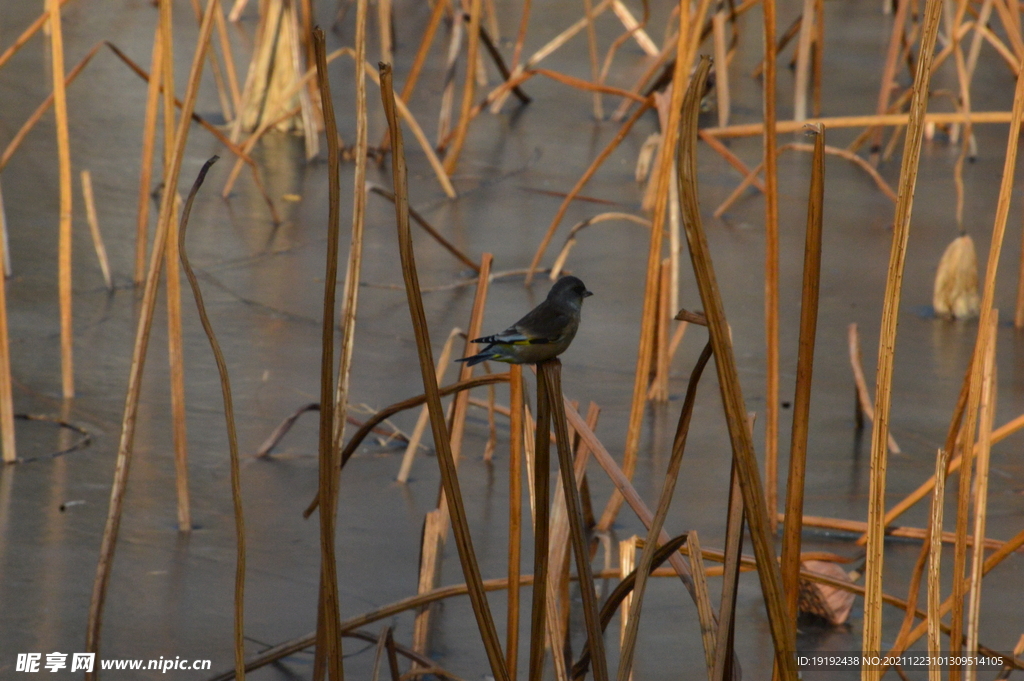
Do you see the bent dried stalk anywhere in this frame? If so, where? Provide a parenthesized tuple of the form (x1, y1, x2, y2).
(379, 62, 510, 681)
(178, 156, 247, 681)
(85, 3, 218, 672)
(677, 56, 797, 679)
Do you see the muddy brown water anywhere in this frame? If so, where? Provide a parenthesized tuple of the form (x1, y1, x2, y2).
(1, 0, 1022, 679)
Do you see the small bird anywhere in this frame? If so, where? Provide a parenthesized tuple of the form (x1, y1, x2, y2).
(458, 276, 592, 367)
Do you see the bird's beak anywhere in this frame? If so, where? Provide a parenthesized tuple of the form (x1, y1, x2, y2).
(583, 289, 593, 298)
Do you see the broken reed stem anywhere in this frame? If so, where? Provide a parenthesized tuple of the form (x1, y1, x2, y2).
(762, 0, 781, 538)
(135, 25, 163, 285)
(597, 3, 692, 532)
(379, 62, 510, 681)
(311, 29, 344, 681)
(413, 256, 493, 644)
(618, 343, 714, 681)
(780, 127, 824, 627)
(848, 323, 901, 454)
(713, 11, 730, 128)
(47, 0, 74, 399)
(0, 0, 72, 72)
(648, 259, 671, 402)
(80, 171, 112, 290)
(529, 362, 552, 681)
(790, 0, 815, 118)
(330, 0, 370, 475)
(525, 97, 652, 285)
(778, 513, 1005, 550)
(583, 0, 603, 119)
(368, 187, 479, 272)
(166, 192, 192, 534)
(84, 1, 218, 673)
(965, 313, 998, 680)
(812, 0, 824, 116)
(952, 48, 1024, 678)
(704, 110, 1017, 138)
(871, 0, 911, 155)
(397, 327, 462, 483)
(400, 0, 446, 104)
(712, 460, 744, 681)
(927, 447, 949, 681)
(443, 0, 483, 175)
(177, 156, 247, 681)
(157, 0, 193, 538)
(213, 545, 1024, 681)
(862, 0, 944, 674)
(678, 56, 797, 680)
(0, 181, 14, 463)
(507, 364, 524, 680)
(685, 530, 717, 680)
(542, 360, 608, 681)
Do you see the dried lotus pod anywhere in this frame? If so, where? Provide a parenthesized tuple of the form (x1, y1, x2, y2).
(933, 234, 980, 320)
(798, 560, 856, 625)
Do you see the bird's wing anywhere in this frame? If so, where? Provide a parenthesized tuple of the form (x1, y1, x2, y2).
(510, 302, 574, 343)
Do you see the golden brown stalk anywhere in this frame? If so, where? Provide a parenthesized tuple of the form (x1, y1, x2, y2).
(713, 11, 730, 127)
(781, 126, 824, 626)
(85, 2, 218, 675)
(529, 358, 552, 681)
(596, 2, 691, 531)
(706, 110, 1016, 138)
(178, 156, 247, 681)
(762, 0, 780, 536)
(849, 324, 901, 453)
(47, 0, 74, 399)
(379, 62, 510, 681)
(443, 0, 483, 174)
(812, 0, 824, 116)
(542, 361, 608, 681)
(779, 513, 1006, 550)
(699, 131, 765, 190)
(678, 56, 797, 680)
(713, 461, 744, 681)
(618, 343, 714, 681)
(869, 0, 911, 157)
(414, 256, 492, 646)
(862, 1, 944, 674)
(686, 530, 717, 680)
(80, 171, 112, 291)
(965, 313, 998, 680)
(0, 180, 13, 463)
(793, 0, 816, 121)
(926, 448, 949, 681)
(583, 0, 603, 119)
(526, 98, 652, 284)
(330, 0, 370, 472)
(506, 364, 524, 680)
(135, 25, 163, 285)
(158, 0, 191, 536)
(953, 46, 1024, 678)
(648, 259, 671, 402)
(311, 28, 345, 681)
(397, 328, 462, 484)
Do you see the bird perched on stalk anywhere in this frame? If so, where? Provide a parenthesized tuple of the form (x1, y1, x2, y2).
(458, 276, 592, 367)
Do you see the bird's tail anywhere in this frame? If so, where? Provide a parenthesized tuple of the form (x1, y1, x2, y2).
(456, 353, 489, 367)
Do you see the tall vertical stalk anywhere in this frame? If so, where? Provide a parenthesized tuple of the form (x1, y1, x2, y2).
(311, 28, 344, 681)
(379, 62, 510, 681)
(862, 0, 944, 677)
(677, 56, 798, 680)
(780, 127, 825, 624)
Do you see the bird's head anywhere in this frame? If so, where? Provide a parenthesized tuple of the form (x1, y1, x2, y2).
(549, 275, 593, 308)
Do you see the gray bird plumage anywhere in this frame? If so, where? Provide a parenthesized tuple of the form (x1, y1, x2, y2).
(458, 276, 592, 366)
